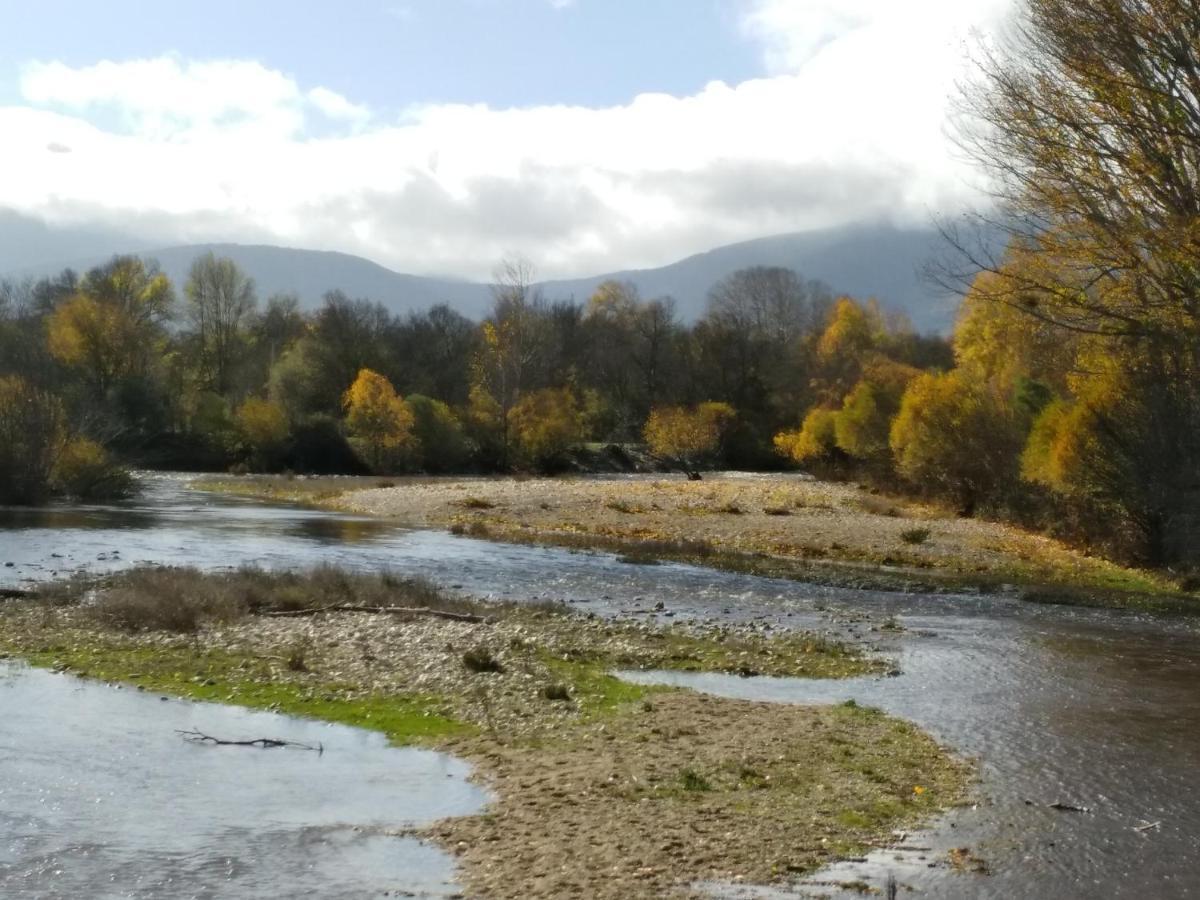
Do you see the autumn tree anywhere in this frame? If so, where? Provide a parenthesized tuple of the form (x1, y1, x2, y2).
(342, 369, 415, 473)
(945, 0, 1200, 558)
(889, 371, 1024, 514)
(46, 256, 173, 399)
(508, 387, 585, 470)
(235, 397, 290, 469)
(643, 402, 736, 478)
(0, 376, 67, 504)
(185, 253, 257, 397)
(774, 407, 839, 465)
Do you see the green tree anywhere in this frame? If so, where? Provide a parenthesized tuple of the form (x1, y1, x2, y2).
(185, 253, 257, 396)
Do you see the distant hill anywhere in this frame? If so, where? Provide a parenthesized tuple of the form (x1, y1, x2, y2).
(541, 224, 958, 331)
(6, 223, 961, 331)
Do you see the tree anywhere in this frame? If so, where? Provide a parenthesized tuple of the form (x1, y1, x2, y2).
(235, 397, 290, 469)
(185, 253, 257, 397)
(890, 371, 1024, 514)
(774, 408, 839, 465)
(643, 402, 736, 478)
(407, 394, 471, 473)
(342, 369, 415, 473)
(46, 256, 173, 399)
(508, 387, 585, 470)
(955, 0, 1200, 352)
(0, 375, 66, 504)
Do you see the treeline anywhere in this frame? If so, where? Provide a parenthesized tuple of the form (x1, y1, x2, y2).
(0, 252, 950, 496)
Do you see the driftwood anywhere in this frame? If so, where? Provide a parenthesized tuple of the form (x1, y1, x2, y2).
(1134, 820, 1162, 833)
(260, 604, 488, 623)
(1026, 799, 1092, 813)
(177, 729, 323, 754)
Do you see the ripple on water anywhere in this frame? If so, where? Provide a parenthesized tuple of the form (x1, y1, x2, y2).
(0, 663, 486, 899)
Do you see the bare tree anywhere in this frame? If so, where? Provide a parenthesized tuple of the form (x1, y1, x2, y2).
(185, 253, 257, 396)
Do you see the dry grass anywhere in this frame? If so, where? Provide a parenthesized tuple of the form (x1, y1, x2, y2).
(86, 565, 486, 633)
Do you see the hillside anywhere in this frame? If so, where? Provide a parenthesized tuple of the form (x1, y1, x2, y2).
(6, 223, 961, 331)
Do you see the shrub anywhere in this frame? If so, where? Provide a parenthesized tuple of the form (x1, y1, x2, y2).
(93, 568, 247, 633)
(462, 647, 505, 673)
(541, 683, 572, 702)
(900, 528, 932, 545)
(52, 438, 134, 500)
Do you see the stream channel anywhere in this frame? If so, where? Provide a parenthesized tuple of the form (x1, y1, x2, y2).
(2, 473, 1199, 898)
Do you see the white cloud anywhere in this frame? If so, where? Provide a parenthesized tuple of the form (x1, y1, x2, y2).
(1, 1, 1014, 280)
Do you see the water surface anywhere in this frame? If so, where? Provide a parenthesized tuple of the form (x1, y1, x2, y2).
(3, 473, 1200, 898)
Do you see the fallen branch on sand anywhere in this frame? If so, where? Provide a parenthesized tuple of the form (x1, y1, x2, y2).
(177, 729, 324, 754)
(260, 604, 488, 624)
(1134, 820, 1162, 833)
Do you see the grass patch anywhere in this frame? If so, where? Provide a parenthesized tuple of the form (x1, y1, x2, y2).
(900, 528, 932, 546)
(461, 496, 496, 510)
(13, 642, 469, 745)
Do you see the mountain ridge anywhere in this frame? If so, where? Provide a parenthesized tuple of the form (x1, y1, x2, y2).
(5, 223, 961, 331)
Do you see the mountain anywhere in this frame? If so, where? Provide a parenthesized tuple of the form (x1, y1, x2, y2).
(5, 222, 961, 331)
(541, 224, 958, 331)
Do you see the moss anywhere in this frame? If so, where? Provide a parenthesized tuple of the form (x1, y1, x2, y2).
(13, 641, 471, 745)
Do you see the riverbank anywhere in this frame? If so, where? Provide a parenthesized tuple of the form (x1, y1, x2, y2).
(196, 473, 1196, 613)
(0, 567, 970, 899)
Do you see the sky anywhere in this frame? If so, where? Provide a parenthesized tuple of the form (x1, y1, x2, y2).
(0, 0, 1014, 279)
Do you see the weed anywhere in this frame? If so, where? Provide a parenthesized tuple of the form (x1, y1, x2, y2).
(461, 496, 496, 510)
(678, 768, 713, 792)
(463, 647, 505, 674)
(763, 506, 792, 517)
(900, 528, 932, 545)
(541, 683, 572, 702)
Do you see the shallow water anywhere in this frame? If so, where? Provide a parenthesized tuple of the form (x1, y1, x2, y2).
(3, 473, 1200, 898)
(0, 662, 485, 899)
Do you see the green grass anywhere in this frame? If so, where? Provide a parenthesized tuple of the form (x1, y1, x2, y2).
(13, 641, 471, 745)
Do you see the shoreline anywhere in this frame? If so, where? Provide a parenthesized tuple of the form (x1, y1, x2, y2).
(0, 567, 972, 899)
(195, 472, 1199, 614)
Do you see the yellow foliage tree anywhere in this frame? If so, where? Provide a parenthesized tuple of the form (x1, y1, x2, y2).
(890, 371, 1024, 513)
(507, 387, 585, 469)
(46, 257, 173, 397)
(235, 397, 290, 468)
(342, 369, 415, 473)
(774, 408, 838, 464)
(644, 402, 736, 477)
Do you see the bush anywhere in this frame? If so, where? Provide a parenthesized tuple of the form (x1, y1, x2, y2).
(774, 408, 838, 464)
(900, 528, 932, 545)
(462, 647, 505, 673)
(235, 397, 290, 470)
(93, 567, 247, 633)
(52, 438, 134, 500)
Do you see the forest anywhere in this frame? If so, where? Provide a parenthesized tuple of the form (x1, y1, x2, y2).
(6, 0, 1200, 575)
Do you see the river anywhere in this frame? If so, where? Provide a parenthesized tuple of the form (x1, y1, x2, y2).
(2, 473, 1199, 898)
